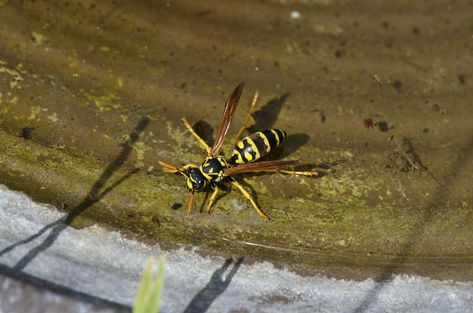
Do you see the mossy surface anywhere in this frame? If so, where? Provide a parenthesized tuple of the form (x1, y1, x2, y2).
(1, 0, 473, 281)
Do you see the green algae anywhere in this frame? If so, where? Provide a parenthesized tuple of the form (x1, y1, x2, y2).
(0, 62, 23, 90)
(31, 31, 45, 45)
(1, 127, 473, 280)
(82, 91, 123, 113)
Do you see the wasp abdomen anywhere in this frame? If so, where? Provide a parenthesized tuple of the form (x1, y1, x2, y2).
(230, 129, 287, 164)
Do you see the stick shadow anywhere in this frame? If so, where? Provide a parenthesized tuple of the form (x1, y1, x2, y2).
(0, 117, 150, 305)
(0, 263, 130, 311)
(352, 132, 473, 313)
(183, 256, 244, 313)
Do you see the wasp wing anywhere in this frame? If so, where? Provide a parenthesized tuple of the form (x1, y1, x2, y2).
(223, 160, 300, 177)
(210, 83, 244, 156)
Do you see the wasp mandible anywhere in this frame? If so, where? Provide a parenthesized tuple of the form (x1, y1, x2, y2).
(158, 83, 317, 220)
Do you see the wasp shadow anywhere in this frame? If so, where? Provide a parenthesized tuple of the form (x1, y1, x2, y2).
(183, 256, 244, 313)
(0, 117, 150, 272)
(248, 92, 290, 133)
(198, 191, 211, 213)
(352, 133, 473, 313)
(193, 120, 214, 148)
(248, 93, 311, 160)
(260, 133, 311, 160)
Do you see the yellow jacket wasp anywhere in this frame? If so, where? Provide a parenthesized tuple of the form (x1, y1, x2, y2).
(158, 83, 318, 220)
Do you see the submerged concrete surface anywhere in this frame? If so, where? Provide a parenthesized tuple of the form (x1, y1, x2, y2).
(1, 184, 473, 313)
(0, 0, 473, 289)
(0, 275, 122, 313)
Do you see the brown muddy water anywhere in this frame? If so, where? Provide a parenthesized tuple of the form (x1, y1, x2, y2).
(1, 0, 473, 286)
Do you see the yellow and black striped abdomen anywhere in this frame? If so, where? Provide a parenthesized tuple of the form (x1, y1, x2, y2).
(229, 129, 287, 164)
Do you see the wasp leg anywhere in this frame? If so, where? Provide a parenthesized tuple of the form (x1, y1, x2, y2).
(205, 186, 220, 214)
(274, 169, 319, 177)
(230, 179, 270, 221)
(181, 163, 199, 170)
(232, 91, 259, 146)
(187, 192, 195, 213)
(181, 117, 211, 154)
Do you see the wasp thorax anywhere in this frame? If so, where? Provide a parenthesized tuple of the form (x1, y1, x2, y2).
(184, 166, 207, 191)
(200, 156, 227, 183)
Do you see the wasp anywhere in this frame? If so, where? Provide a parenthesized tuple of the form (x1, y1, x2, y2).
(158, 83, 318, 220)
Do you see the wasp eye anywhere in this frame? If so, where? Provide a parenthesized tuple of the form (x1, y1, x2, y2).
(194, 179, 204, 190)
(184, 167, 206, 191)
(186, 178, 194, 191)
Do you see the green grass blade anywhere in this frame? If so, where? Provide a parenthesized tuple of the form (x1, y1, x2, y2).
(133, 258, 154, 313)
(133, 256, 166, 313)
(147, 255, 166, 313)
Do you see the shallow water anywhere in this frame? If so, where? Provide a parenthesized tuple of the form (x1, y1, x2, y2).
(1, 0, 473, 310)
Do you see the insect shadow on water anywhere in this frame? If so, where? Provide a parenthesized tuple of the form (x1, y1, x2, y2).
(198, 191, 211, 213)
(0, 117, 149, 277)
(248, 92, 290, 133)
(183, 256, 244, 313)
(193, 120, 214, 148)
(240, 92, 322, 178)
(270, 133, 310, 160)
(248, 92, 311, 160)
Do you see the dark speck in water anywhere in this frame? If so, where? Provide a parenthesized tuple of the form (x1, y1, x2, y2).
(21, 127, 36, 140)
(172, 203, 182, 210)
(375, 121, 390, 132)
(195, 9, 213, 16)
(392, 80, 402, 92)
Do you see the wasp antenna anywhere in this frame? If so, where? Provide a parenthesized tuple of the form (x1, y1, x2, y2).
(176, 167, 187, 177)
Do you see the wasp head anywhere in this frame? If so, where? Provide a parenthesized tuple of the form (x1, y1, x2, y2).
(182, 166, 207, 192)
